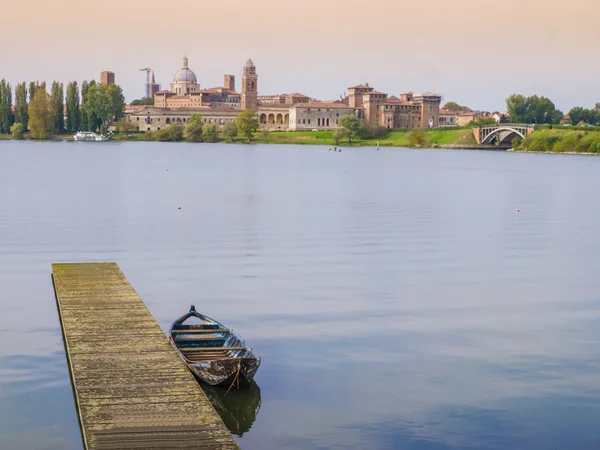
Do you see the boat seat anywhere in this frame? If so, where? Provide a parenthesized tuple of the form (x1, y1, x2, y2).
(175, 335, 228, 341)
(172, 328, 229, 334)
(182, 346, 247, 352)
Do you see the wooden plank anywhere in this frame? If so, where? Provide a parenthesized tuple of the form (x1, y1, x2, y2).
(52, 262, 238, 450)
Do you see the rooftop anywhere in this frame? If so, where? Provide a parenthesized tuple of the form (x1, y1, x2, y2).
(294, 101, 354, 109)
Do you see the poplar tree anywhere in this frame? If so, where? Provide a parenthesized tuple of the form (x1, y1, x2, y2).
(66, 81, 80, 132)
(86, 80, 99, 131)
(80, 81, 89, 131)
(15, 82, 29, 130)
(29, 88, 55, 139)
(0, 80, 14, 133)
(29, 81, 37, 104)
(81, 80, 100, 131)
(51, 81, 64, 133)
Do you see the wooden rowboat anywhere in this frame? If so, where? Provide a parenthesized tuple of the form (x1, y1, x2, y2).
(169, 305, 261, 387)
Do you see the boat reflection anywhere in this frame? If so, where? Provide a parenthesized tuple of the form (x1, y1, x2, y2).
(201, 380, 262, 437)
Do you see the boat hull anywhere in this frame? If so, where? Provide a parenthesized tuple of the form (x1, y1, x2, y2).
(170, 305, 261, 388)
(187, 356, 261, 387)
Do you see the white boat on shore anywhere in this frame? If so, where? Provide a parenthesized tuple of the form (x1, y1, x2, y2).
(73, 131, 109, 142)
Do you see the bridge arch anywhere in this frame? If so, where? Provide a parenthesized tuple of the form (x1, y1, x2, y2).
(481, 126, 527, 145)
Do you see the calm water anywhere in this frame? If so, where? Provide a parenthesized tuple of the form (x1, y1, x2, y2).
(1, 141, 600, 449)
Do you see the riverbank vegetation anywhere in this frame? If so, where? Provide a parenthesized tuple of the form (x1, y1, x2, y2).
(0, 78, 125, 139)
(513, 128, 600, 154)
(109, 119, 478, 148)
(505, 93, 600, 127)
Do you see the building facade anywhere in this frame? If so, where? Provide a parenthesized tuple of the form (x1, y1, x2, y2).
(125, 106, 239, 132)
(124, 57, 445, 133)
(289, 102, 355, 131)
(439, 109, 458, 127)
(345, 85, 442, 129)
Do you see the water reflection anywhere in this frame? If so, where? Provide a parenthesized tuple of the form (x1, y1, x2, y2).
(3, 142, 600, 449)
(202, 381, 262, 437)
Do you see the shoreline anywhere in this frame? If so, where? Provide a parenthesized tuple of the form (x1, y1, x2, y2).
(2, 136, 597, 154)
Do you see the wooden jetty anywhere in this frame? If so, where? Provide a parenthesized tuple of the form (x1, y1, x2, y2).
(52, 262, 238, 450)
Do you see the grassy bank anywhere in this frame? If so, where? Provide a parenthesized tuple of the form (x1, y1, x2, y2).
(515, 128, 600, 154)
(1, 128, 479, 148)
(0, 134, 74, 141)
(253, 128, 478, 147)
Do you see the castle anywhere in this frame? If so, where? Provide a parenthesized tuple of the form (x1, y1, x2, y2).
(125, 56, 442, 132)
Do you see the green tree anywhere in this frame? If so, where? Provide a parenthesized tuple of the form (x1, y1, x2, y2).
(202, 124, 219, 143)
(506, 94, 528, 122)
(106, 84, 125, 122)
(472, 118, 496, 126)
(236, 110, 259, 142)
(333, 127, 346, 145)
(115, 118, 136, 136)
(443, 101, 471, 112)
(506, 94, 558, 124)
(546, 109, 564, 125)
(223, 121, 237, 142)
(407, 130, 427, 147)
(131, 97, 154, 106)
(80, 81, 90, 131)
(65, 81, 80, 132)
(29, 88, 56, 139)
(83, 82, 125, 132)
(185, 114, 203, 141)
(511, 136, 523, 149)
(15, 82, 28, 131)
(10, 122, 25, 139)
(338, 114, 361, 144)
(51, 81, 64, 133)
(29, 82, 37, 104)
(81, 80, 101, 131)
(0, 80, 14, 133)
(155, 123, 184, 141)
(568, 107, 585, 126)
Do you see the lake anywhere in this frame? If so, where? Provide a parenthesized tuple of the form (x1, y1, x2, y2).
(1, 140, 600, 449)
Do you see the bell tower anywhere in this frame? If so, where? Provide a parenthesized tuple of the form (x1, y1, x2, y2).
(241, 58, 258, 111)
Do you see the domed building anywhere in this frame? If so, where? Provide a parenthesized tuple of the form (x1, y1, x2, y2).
(170, 55, 199, 95)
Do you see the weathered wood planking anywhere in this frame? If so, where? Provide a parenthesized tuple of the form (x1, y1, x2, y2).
(52, 262, 238, 450)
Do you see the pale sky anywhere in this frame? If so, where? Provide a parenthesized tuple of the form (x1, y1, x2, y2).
(2, 0, 598, 112)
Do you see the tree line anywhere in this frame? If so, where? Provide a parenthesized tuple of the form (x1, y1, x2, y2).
(506, 94, 600, 126)
(0, 78, 125, 139)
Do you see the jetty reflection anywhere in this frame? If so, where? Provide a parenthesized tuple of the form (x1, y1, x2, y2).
(201, 381, 262, 437)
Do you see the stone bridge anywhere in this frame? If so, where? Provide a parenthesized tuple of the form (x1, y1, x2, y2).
(473, 124, 535, 145)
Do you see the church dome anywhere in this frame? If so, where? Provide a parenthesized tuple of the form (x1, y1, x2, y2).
(173, 68, 197, 83)
(244, 58, 255, 68)
(173, 55, 197, 83)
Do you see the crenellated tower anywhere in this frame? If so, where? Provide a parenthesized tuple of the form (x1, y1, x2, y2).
(241, 59, 258, 111)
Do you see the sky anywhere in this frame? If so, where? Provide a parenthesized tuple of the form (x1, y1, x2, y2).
(2, 0, 599, 112)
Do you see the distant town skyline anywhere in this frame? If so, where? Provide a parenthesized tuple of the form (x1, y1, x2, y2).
(2, 0, 598, 113)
